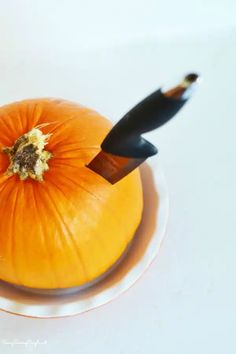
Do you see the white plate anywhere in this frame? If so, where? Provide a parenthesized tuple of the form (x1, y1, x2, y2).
(0, 162, 169, 318)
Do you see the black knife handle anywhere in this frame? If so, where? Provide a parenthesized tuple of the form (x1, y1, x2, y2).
(101, 89, 187, 158)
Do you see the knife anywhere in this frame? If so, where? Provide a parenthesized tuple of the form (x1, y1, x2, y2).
(87, 73, 199, 184)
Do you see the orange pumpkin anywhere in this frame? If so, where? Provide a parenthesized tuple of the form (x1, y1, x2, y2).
(0, 99, 143, 289)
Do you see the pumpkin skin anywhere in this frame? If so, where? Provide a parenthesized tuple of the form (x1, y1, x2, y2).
(0, 99, 143, 289)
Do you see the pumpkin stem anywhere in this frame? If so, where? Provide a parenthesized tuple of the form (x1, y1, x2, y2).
(3, 127, 52, 181)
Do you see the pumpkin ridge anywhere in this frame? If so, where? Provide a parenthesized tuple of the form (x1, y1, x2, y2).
(17, 105, 26, 134)
(0, 181, 21, 284)
(29, 182, 58, 288)
(16, 182, 27, 285)
(33, 184, 64, 288)
(49, 161, 83, 169)
(0, 112, 16, 144)
(45, 109, 105, 149)
(46, 177, 130, 284)
(5, 181, 26, 285)
(52, 155, 94, 162)
(48, 135, 87, 152)
(73, 172, 142, 234)
(53, 146, 100, 156)
(0, 176, 11, 190)
(40, 183, 89, 283)
(49, 173, 129, 253)
(8, 184, 21, 285)
(46, 177, 113, 266)
(54, 172, 111, 213)
(45, 116, 79, 135)
(26, 102, 43, 130)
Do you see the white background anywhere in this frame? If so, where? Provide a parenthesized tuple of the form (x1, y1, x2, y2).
(0, 1, 236, 353)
